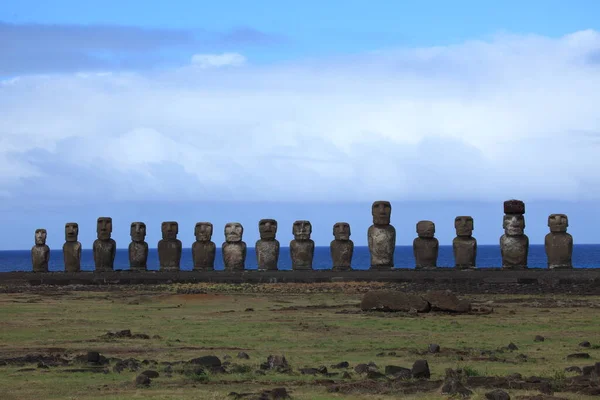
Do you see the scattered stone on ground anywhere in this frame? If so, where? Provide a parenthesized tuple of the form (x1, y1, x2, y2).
(507, 343, 519, 351)
(579, 341, 591, 348)
(534, 335, 545, 342)
(237, 352, 250, 359)
(101, 329, 151, 340)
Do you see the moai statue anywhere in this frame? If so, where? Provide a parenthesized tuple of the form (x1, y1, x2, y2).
(158, 221, 182, 271)
(31, 229, 50, 272)
(368, 201, 396, 270)
(192, 222, 216, 271)
(256, 219, 279, 271)
(453, 216, 477, 269)
(290, 220, 315, 270)
(545, 214, 573, 269)
(413, 220, 439, 269)
(129, 222, 148, 271)
(63, 222, 81, 272)
(93, 217, 116, 271)
(330, 222, 353, 271)
(500, 199, 529, 269)
(222, 222, 246, 271)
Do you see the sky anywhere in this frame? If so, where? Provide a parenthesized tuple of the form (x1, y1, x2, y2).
(1, 1, 600, 249)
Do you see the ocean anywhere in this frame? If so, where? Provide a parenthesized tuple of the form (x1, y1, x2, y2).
(1, 244, 600, 272)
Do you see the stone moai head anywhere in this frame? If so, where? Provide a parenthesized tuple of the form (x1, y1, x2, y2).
(97, 217, 113, 240)
(195, 222, 213, 241)
(416, 220, 435, 238)
(161, 221, 179, 240)
(372, 201, 391, 226)
(293, 220, 312, 240)
(504, 199, 525, 215)
(259, 219, 278, 240)
(65, 222, 79, 242)
(503, 214, 525, 236)
(333, 222, 351, 241)
(130, 222, 146, 242)
(548, 214, 568, 233)
(225, 222, 243, 243)
(455, 216, 474, 237)
(35, 229, 47, 245)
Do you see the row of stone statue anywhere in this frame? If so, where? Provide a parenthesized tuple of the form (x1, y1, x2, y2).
(30, 199, 573, 272)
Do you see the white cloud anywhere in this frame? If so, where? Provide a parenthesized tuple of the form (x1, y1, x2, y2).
(190, 52, 247, 68)
(1, 31, 600, 203)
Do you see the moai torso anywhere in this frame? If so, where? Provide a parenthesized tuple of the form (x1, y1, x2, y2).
(158, 221, 182, 271)
(222, 222, 246, 271)
(290, 220, 314, 270)
(63, 222, 81, 272)
(256, 219, 279, 270)
(413, 220, 438, 269)
(500, 200, 528, 269)
(93, 217, 116, 271)
(192, 222, 216, 271)
(31, 229, 50, 272)
(129, 222, 148, 271)
(545, 214, 573, 269)
(368, 201, 395, 269)
(453, 216, 477, 269)
(330, 222, 353, 271)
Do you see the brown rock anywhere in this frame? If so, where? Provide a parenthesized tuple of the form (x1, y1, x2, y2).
(423, 290, 471, 313)
(360, 290, 430, 312)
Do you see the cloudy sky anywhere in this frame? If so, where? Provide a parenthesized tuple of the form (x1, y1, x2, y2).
(1, 0, 600, 249)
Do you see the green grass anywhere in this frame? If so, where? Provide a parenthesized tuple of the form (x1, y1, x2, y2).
(1, 284, 600, 399)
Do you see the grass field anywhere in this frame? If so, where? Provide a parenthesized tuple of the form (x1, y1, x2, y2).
(1, 282, 600, 399)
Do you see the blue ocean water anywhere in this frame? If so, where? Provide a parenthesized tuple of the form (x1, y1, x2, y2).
(1, 245, 600, 272)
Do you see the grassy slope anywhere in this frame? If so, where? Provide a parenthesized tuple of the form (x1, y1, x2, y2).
(1, 283, 599, 399)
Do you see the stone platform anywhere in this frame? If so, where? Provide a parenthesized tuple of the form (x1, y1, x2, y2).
(1, 269, 600, 294)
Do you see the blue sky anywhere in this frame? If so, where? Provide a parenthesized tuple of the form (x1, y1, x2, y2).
(1, 1, 600, 249)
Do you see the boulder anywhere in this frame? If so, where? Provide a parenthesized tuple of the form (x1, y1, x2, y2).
(360, 290, 430, 312)
(260, 355, 290, 373)
(135, 374, 151, 387)
(411, 359, 430, 379)
(385, 365, 411, 375)
(140, 370, 159, 378)
(189, 355, 221, 368)
(423, 290, 471, 313)
(486, 389, 511, 400)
